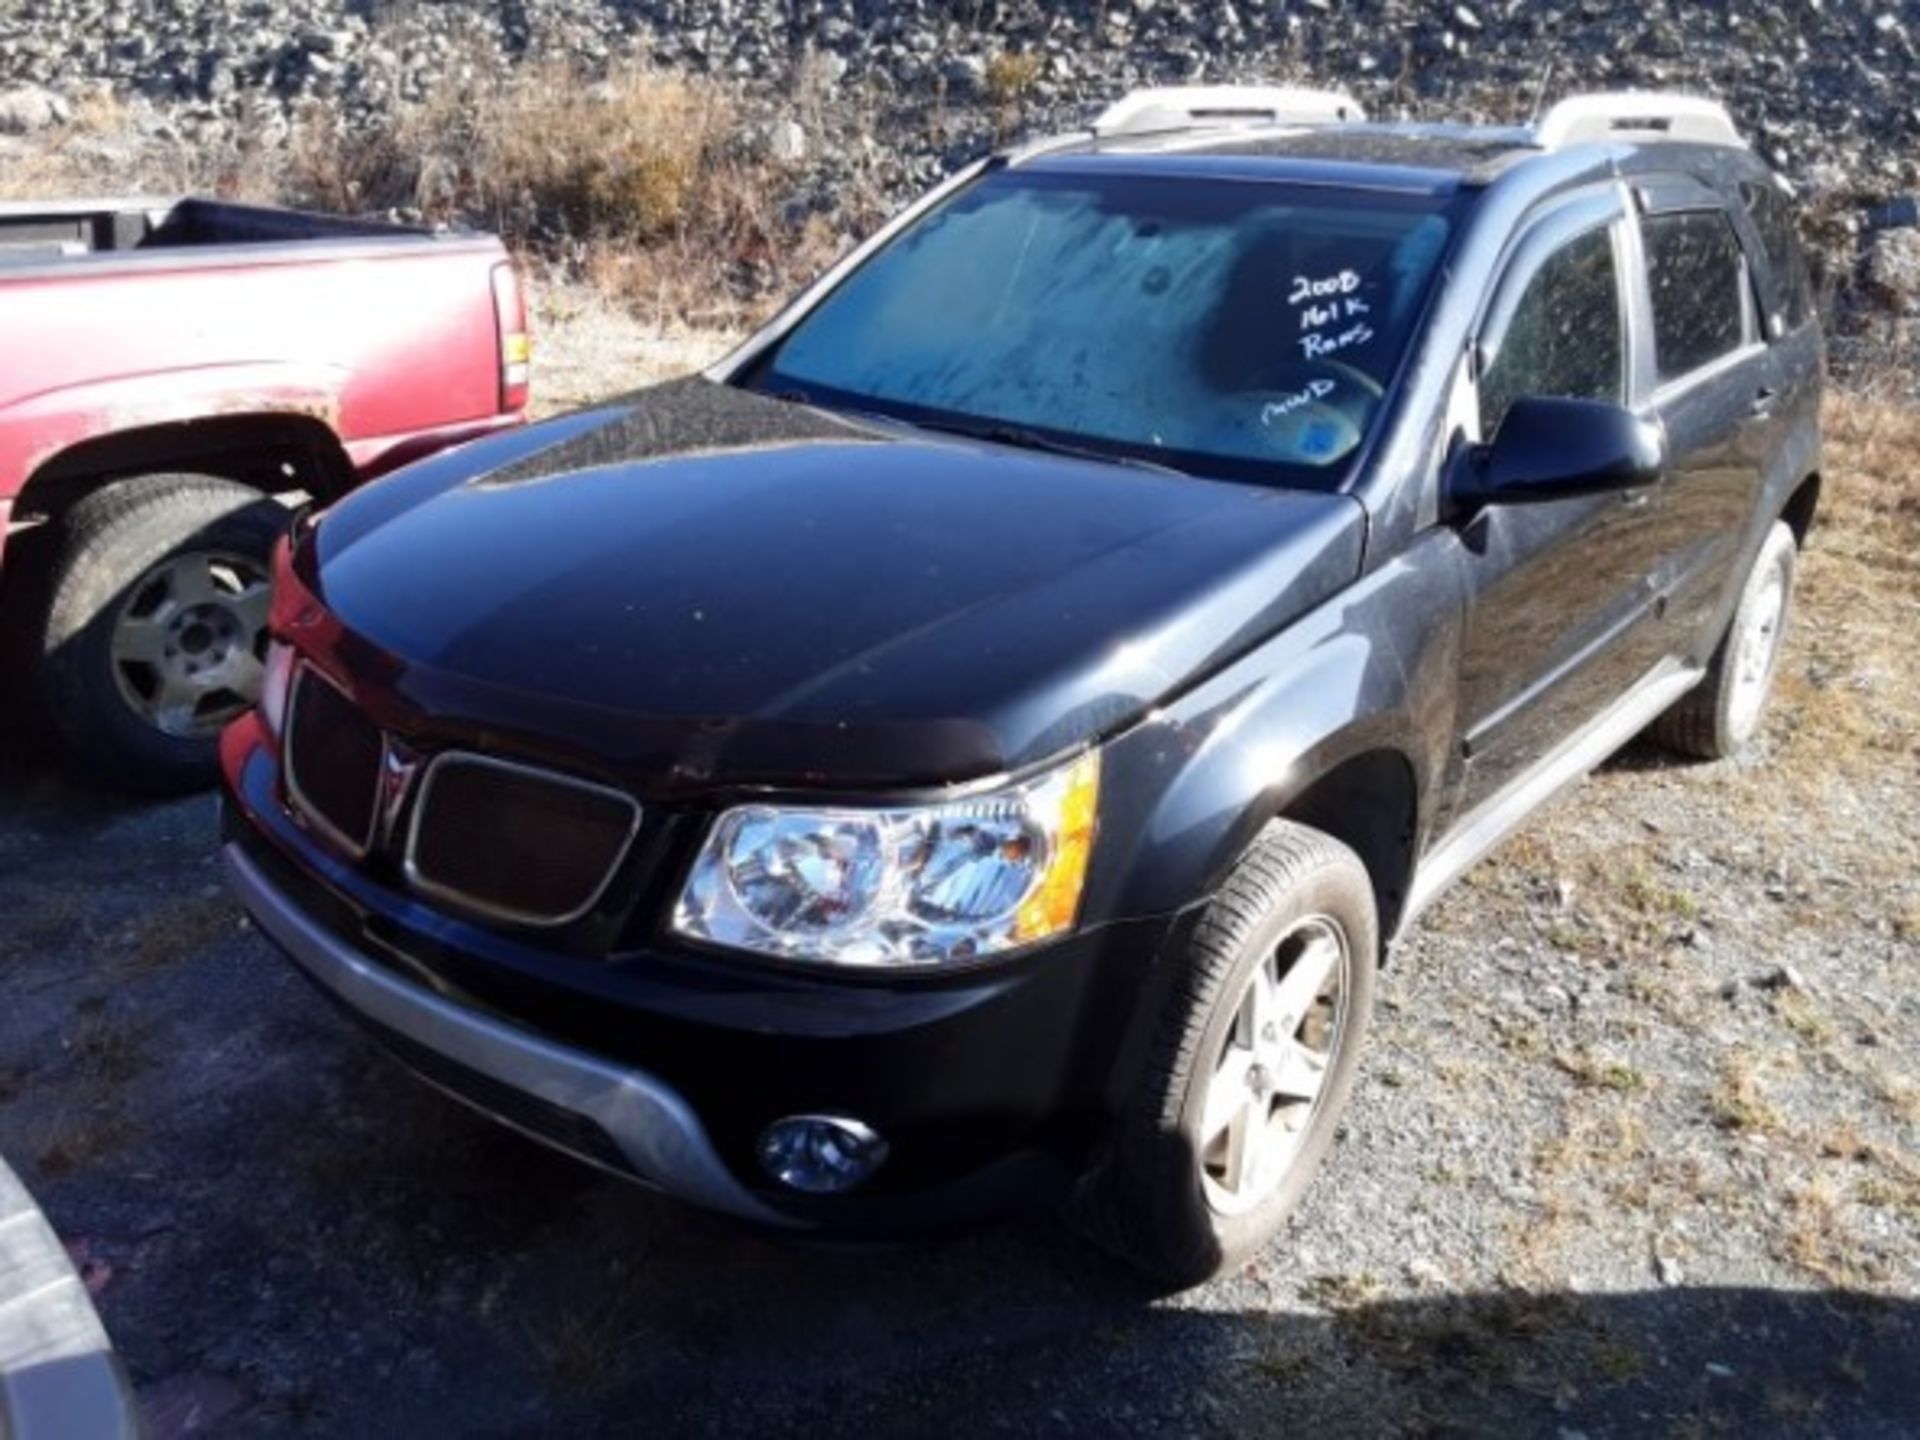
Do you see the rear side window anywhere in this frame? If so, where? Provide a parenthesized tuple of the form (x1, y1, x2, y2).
(1479, 226, 1624, 437)
(1643, 210, 1748, 381)
(1741, 181, 1815, 331)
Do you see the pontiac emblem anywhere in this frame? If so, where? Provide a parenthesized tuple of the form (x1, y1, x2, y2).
(374, 740, 420, 848)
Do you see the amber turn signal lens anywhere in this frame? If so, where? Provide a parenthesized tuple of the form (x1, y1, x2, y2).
(1014, 750, 1100, 943)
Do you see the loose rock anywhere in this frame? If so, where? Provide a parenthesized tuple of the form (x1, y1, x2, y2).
(0, 83, 67, 133)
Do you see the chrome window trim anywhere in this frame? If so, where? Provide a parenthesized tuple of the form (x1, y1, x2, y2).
(401, 751, 643, 929)
(282, 662, 381, 861)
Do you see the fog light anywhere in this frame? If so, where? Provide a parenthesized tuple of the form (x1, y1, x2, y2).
(757, 1116, 888, 1194)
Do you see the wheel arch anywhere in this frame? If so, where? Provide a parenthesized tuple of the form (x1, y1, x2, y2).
(12, 413, 357, 528)
(1088, 536, 1463, 947)
(1780, 469, 1820, 546)
(1274, 747, 1421, 943)
(1094, 695, 1440, 954)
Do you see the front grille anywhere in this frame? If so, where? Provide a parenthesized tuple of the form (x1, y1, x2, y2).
(284, 665, 384, 856)
(405, 753, 641, 927)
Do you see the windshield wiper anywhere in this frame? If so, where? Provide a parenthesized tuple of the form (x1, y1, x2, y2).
(904, 416, 1191, 477)
(765, 387, 1190, 477)
(768, 388, 922, 434)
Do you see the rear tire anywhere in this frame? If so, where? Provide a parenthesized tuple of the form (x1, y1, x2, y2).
(31, 474, 287, 794)
(1076, 820, 1378, 1289)
(1649, 520, 1797, 761)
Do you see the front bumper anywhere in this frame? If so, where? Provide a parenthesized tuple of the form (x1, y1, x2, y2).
(224, 841, 795, 1227)
(221, 719, 1185, 1231)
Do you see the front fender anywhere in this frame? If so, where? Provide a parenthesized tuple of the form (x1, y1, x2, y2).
(1085, 530, 1468, 924)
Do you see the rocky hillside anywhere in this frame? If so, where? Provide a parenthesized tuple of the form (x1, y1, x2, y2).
(4, 0, 1919, 341)
(5, 0, 1917, 181)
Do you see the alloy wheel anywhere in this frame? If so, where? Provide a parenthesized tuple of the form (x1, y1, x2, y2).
(1198, 916, 1351, 1216)
(1727, 567, 1788, 740)
(109, 549, 271, 738)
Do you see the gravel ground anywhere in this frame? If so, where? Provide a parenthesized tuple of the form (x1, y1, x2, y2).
(0, 309, 1916, 1437)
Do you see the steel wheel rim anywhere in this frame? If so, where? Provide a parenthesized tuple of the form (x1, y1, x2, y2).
(1727, 567, 1787, 739)
(1199, 915, 1351, 1217)
(109, 549, 271, 738)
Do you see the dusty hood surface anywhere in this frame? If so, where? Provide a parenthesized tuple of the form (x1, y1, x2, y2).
(303, 377, 1364, 788)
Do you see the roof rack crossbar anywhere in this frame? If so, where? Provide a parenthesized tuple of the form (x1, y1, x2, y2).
(1093, 85, 1365, 139)
(1534, 92, 1745, 150)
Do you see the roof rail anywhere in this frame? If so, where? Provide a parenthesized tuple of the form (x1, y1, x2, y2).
(1534, 92, 1745, 150)
(1093, 85, 1365, 139)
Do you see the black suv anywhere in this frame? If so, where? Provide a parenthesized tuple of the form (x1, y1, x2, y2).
(222, 88, 1822, 1285)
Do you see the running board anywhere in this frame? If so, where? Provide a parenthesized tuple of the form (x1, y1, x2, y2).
(1398, 662, 1704, 935)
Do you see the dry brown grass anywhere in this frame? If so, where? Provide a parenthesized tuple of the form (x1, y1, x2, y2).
(983, 51, 1045, 106)
(1780, 1171, 1885, 1287)
(282, 57, 870, 331)
(0, 89, 281, 202)
(3, 57, 878, 335)
(1873, 1068, 1920, 1126)
(1553, 1048, 1649, 1094)
(290, 60, 734, 244)
(1758, 393, 1920, 792)
(1764, 1130, 1920, 1287)
(0, 90, 127, 198)
(1708, 1054, 1785, 1134)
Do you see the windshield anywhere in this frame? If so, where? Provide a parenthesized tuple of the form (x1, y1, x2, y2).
(747, 167, 1456, 487)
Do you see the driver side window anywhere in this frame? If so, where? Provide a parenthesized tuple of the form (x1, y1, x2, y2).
(1479, 226, 1625, 438)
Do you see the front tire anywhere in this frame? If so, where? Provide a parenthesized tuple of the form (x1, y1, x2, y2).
(1649, 519, 1798, 760)
(32, 474, 287, 794)
(1078, 820, 1378, 1288)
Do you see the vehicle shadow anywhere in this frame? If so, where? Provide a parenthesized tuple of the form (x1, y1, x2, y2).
(1600, 732, 1711, 776)
(0, 686, 202, 829)
(476, 1116, 1914, 1436)
(238, 1107, 1920, 1437)
(104, 1034, 1916, 1438)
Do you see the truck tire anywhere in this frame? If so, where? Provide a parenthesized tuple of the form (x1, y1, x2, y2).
(33, 474, 288, 793)
(1076, 820, 1377, 1288)
(1649, 520, 1798, 761)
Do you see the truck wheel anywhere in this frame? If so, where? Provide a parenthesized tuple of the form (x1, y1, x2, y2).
(1077, 820, 1377, 1288)
(1649, 520, 1798, 761)
(34, 474, 287, 793)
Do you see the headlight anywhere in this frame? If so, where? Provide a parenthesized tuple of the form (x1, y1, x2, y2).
(674, 750, 1100, 967)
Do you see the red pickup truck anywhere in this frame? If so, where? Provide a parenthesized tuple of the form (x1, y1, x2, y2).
(0, 197, 528, 789)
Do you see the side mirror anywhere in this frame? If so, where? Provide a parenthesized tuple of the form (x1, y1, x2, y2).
(1457, 396, 1665, 509)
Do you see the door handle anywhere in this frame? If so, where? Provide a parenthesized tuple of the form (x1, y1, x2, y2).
(1750, 386, 1778, 418)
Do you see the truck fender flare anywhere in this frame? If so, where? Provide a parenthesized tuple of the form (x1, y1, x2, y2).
(2, 360, 354, 500)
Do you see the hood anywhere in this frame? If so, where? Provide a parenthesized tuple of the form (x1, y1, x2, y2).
(301, 378, 1364, 790)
